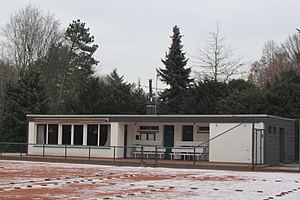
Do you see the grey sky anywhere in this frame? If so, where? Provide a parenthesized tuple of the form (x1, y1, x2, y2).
(0, 0, 299, 89)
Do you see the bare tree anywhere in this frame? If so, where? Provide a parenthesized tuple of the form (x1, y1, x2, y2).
(0, 5, 63, 71)
(248, 40, 291, 87)
(192, 23, 244, 82)
(283, 33, 300, 72)
(248, 32, 300, 87)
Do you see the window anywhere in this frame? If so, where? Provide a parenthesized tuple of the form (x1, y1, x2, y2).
(87, 124, 98, 146)
(273, 127, 277, 135)
(198, 126, 209, 134)
(268, 126, 272, 134)
(36, 124, 58, 145)
(139, 126, 159, 131)
(62, 125, 71, 145)
(182, 125, 193, 141)
(100, 125, 110, 146)
(48, 124, 58, 144)
(36, 124, 46, 144)
(74, 125, 83, 145)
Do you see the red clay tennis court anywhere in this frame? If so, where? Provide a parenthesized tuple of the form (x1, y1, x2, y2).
(1, 160, 300, 199)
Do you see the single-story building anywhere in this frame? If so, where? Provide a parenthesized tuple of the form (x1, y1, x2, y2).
(26, 114, 296, 165)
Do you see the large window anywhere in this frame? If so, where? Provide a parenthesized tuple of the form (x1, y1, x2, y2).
(62, 125, 72, 145)
(74, 125, 83, 145)
(36, 124, 46, 144)
(36, 124, 58, 144)
(87, 124, 98, 146)
(100, 125, 110, 146)
(36, 123, 111, 146)
(48, 124, 58, 144)
(182, 125, 193, 141)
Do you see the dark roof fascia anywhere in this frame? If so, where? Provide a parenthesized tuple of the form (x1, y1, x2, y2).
(26, 114, 295, 124)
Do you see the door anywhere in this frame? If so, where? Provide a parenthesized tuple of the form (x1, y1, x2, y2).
(279, 128, 285, 163)
(182, 125, 193, 141)
(124, 125, 128, 158)
(164, 125, 174, 159)
(254, 129, 263, 165)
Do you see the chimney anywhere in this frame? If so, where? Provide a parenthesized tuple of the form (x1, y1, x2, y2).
(149, 79, 153, 103)
(146, 79, 155, 115)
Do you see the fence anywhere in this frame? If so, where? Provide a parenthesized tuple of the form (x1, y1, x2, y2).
(0, 142, 211, 167)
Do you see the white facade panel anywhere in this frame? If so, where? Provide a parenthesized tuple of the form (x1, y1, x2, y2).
(209, 123, 253, 163)
(28, 122, 35, 144)
(28, 146, 113, 158)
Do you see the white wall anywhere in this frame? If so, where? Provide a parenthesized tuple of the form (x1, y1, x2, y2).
(209, 123, 252, 163)
(28, 146, 113, 158)
(27, 120, 265, 163)
(110, 122, 124, 158)
(28, 122, 35, 144)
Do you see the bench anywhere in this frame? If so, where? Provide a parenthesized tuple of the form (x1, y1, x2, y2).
(170, 147, 206, 160)
(170, 141, 208, 161)
(131, 145, 165, 159)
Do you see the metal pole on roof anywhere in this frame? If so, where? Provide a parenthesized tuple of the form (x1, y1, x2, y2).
(155, 72, 158, 115)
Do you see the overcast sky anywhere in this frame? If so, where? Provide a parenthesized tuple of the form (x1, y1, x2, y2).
(0, 0, 299, 89)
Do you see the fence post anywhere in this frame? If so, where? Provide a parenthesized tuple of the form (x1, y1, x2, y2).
(193, 146, 196, 165)
(251, 121, 255, 170)
(20, 143, 23, 157)
(141, 146, 144, 165)
(113, 146, 116, 163)
(26, 143, 28, 156)
(88, 146, 91, 160)
(42, 144, 45, 158)
(155, 145, 158, 165)
(64, 145, 67, 159)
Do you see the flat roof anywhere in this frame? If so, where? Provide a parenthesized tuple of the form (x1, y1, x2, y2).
(27, 114, 295, 123)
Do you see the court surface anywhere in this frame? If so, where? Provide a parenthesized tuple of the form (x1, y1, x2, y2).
(0, 160, 300, 199)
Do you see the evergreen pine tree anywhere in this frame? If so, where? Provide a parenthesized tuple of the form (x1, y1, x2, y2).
(63, 19, 99, 113)
(157, 26, 193, 114)
(0, 68, 49, 142)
